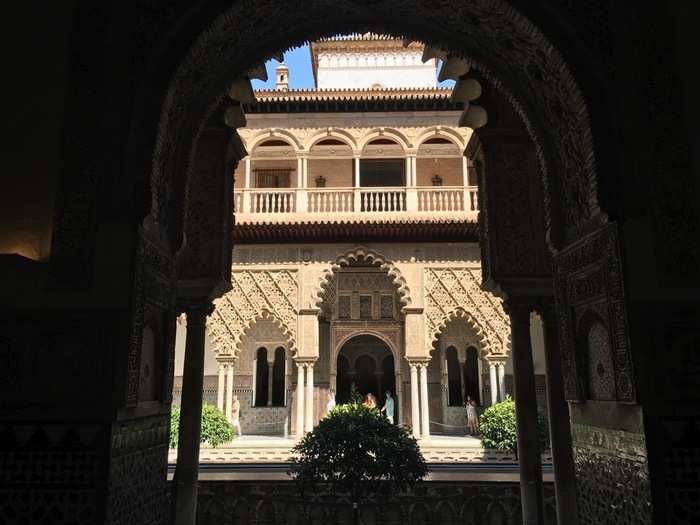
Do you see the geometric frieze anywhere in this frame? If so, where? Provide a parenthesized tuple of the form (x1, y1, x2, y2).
(208, 269, 298, 356)
(424, 267, 510, 356)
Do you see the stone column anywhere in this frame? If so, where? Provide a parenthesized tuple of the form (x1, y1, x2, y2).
(296, 361, 305, 439)
(173, 303, 212, 525)
(410, 363, 421, 438)
(497, 362, 506, 402)
(489, 362, 498, 406)
(217, 362, 225, 411)
(458, 347, 467, 404)
(297, 157, 303, 187)
(242, 156, 251, 213)
(462, 155, 470, 211)
(225, 363, 234, 420)
(419, 363, 430, 439)
(267, 354, 275, 406)
(406, 153, 418, 211)
(353, 156, 361, 211)
(506, 300, 545, 525)
(539, 303, 579, 524)
(305, 362, 315, 433)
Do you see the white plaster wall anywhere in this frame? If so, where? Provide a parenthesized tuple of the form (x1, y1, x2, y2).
(174, 322, 219, 377)
(504, 313, 547, 375)
(317, 53, 437, 89)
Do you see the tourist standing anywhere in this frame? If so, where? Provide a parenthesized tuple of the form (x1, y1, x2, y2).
(363, 393, 377, 409)
(381, 391, 395, 424)
(466, 396, 478, 435)
(325, 390, 336, 416)
(231, 395, 242, 437)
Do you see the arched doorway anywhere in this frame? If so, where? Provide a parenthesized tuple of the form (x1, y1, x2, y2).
(336, 334, 395, 408)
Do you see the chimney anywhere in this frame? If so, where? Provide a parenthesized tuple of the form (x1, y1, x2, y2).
(275, 63, 289, 91)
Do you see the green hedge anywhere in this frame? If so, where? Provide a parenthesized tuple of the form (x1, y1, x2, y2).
(169, 404, 234, 449)
(479, 396, 551, 454)
(479, 396, 517, 451)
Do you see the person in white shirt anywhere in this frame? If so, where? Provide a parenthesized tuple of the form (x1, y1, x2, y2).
(325, 390, 336, 416)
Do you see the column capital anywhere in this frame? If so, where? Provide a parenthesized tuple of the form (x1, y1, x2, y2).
(177, 302, 215, 324)
(502, 296, 534, 320)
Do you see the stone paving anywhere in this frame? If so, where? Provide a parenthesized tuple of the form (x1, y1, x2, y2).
(168, 435, 552, 464)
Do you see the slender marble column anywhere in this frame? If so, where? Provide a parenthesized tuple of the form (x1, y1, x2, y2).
(305, 362, 315, 433)
(419, 364, 430, 439)
(267, 357, 275, 406)
(540, 304, 579, 524)
(507, 300, 545, 525)
(410, 363, 421, 438)
(217, 363, 225, 411)
(173, 303, 211, 525)
(296, 362, 305, 439)
(225, 364, 234, 420)
(498, 363, 506, 402)
(489, 362, 498, 406)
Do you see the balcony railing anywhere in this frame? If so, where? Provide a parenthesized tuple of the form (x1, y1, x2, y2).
(235, 185, 479, 218)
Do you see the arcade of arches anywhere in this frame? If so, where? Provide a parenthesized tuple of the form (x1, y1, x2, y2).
(1, 2, 699, 525)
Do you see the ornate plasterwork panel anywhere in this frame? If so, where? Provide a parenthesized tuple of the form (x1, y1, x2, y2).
(208, 269, 298, 356)
(424, 268, 509, 355)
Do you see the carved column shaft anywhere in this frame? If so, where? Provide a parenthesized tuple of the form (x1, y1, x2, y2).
(489, 362, 498, 406)
(225, 364, 234, 420)
(410, 363, 421, 438)
(217, 363, 225, 411)
(539, 303, 579, 524)
(267, 357, 275, 406)
(296, 362, 305, 439)
(419, 363, 430, 439)
(305, 362, 315, 433)
(507, 300, 545, 525)
(497, 363, 506, 402)
(173, 303, 212, 525)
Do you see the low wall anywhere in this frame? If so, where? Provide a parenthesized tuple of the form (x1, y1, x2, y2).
(192, 480, 557, 524)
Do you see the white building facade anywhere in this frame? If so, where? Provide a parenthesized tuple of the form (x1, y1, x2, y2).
(173, 36, 548, 439)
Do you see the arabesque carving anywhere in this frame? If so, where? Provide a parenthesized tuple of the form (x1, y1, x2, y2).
(424, 268, 509, 355)
(208, 269, 298, 356)
(313, 246, 410, 310)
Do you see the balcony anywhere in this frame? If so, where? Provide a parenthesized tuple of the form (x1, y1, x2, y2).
(234, 185, 479, 224)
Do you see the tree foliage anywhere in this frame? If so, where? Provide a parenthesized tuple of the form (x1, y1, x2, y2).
(290, 403, 427, 503)
(169, 404, 234, 449)
(479, 396, 517, 451)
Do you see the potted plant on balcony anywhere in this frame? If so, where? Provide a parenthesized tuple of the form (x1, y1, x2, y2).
(290, 402, 426, 524)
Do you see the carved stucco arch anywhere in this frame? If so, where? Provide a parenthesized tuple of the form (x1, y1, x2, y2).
(415, 127, 467, 151)
(246, 128, 304, 152)
(305, 128, 358, 151)
(312, 246, 411, 311)
(208, 309, 297, 358)
(149, 0, 602, 254)
(358, 127, 411, 151)
(334, 330, 401, 370)
(430, 308, 500, 358)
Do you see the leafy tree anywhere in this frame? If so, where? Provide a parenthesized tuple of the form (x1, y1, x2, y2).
(290, 403, 427, 524)
(169, 404, 234, 449)
(479, 396, 517, 452)
(348, 383, 363, 404)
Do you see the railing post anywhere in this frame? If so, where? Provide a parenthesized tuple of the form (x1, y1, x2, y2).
(296, 188, 307, 213)
(354, 187, 361, 212)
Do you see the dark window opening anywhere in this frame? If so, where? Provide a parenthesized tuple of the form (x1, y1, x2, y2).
(272, 347, 286, 406)
(446, 346, 463, 406)
(465, 346, 480, 405)
(255, 347, 269, 407)
(359, 158, 404, 187)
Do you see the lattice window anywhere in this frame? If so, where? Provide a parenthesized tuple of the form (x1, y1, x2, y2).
(255, 168, 291, 188)
(359, 295, 372, 320)
(380, 295, 394, 319)
(338, 295, 351, 319)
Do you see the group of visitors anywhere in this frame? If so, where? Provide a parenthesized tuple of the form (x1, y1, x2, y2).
(465, 395, 479, 436)
(324, 389, 395, 423)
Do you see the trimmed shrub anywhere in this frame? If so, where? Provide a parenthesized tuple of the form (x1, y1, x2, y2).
(479, 396, 517, 452)
(291, 402, 427, 503)
(169, 404, 234, 449)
